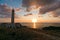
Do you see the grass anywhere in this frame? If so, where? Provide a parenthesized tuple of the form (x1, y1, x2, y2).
(0, 25, 60, 40)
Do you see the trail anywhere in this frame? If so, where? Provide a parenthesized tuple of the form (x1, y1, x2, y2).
(32, 30, 60, 40)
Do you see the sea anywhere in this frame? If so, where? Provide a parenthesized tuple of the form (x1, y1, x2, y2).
(21, 23, 60, 29)
(0, 22, 60, 29)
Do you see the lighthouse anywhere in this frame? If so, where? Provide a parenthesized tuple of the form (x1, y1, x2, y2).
(11, 9, 22, 27)
(11, 9, 15, 27)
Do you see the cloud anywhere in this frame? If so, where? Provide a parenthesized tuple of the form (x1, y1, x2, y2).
(22, 0, 30, 7)
(37, 0, 55, 6)
(38, 0, 60, 17)
(0, 4, 12, 18)
(15, 8, 21, 12)
(39, 0, 60, 14)
(0, 4, 18, 18)
(22, 0, 60, 16)
(22, 0, 55, 7)
(49, 9, 60, 17)
(24, 13, 32, 16)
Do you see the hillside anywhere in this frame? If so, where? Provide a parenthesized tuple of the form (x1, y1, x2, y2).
(0, 23, 60, 40)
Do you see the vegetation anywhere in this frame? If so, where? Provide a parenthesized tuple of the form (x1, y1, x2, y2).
(0, 23, 60, 40)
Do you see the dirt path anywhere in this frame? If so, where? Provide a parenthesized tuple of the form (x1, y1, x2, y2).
(32, 30, 60, 40)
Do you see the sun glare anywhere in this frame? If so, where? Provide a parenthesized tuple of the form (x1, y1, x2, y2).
(32, 18, 37, 28)
(32, 18, 37, 23)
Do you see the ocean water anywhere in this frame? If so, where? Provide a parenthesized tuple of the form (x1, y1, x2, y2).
(21, 23, 60, 28)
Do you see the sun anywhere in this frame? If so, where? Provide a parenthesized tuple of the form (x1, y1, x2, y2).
(32, 18, 37, 23)
(32, 18, 37, 28)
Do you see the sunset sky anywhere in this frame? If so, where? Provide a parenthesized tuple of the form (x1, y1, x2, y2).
(0, 0, 60, 23)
